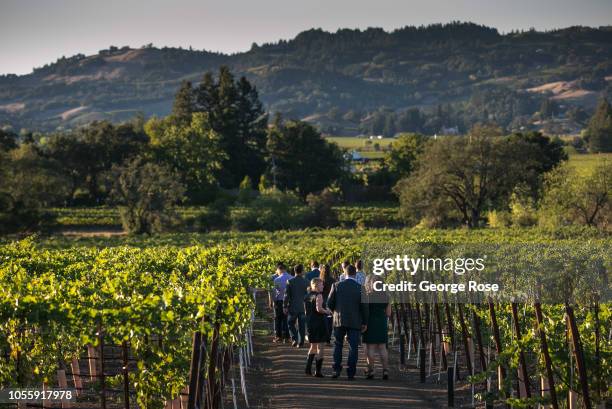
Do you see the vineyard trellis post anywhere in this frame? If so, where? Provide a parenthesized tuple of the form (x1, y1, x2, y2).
(565, 303, 592, 409)
(534, 302, 558, 409)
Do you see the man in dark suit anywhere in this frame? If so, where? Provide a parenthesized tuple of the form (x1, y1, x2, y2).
(284, 264, 308, 347)
(327, 264, 368, 379)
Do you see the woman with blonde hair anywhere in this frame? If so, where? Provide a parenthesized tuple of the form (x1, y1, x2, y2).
(304, 277, 332, 377)
(362, 274, 392, 379)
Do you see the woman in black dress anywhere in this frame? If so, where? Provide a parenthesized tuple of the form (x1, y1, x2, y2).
(320, 264, 335, 343)
(304, 278, 332, 377)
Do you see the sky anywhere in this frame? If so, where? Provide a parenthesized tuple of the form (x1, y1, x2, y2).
(1, 0, 611, 75)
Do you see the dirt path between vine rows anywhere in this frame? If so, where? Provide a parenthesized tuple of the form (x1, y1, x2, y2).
(240, 312, 476, 409)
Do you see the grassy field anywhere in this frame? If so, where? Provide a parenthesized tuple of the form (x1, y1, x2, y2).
(567, 152, 612, 175)
(326, 136, 394, 159)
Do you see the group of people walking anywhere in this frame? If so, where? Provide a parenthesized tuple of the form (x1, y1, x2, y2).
(269, 260, 391, 380)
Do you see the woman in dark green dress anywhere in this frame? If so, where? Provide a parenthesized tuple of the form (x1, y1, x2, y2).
(362, 275, 392, 379)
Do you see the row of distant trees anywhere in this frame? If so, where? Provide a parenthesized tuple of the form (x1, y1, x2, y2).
(0, 67, 347, 233)
(1, 68, 610, 233)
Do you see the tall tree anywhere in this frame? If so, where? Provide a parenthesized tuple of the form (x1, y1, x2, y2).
(265, 120, 345, 196)
(584, 98, 612, 153)
(171, 80, 195, 126)
(193, 66, 267, 187)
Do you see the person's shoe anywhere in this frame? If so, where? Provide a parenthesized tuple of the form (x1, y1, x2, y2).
(305, 354, 315, 375)
(332, 370, 341, 379)
(382, 369, 389, 380)
(364, 367, 374, 379)
(272, 337, 281, 343)
(291, 340, 298, 347)
(314, 358, 324, 378)
(297, 343, 304, 348)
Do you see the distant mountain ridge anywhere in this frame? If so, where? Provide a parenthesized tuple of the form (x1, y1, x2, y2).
(1, 22, 611, 134)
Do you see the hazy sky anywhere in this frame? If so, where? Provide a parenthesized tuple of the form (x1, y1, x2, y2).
(1, 0, 611, 75)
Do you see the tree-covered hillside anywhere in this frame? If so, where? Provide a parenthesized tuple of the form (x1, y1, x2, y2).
(1, 22, 611, 134)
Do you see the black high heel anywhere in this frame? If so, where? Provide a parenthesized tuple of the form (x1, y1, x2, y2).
(382, 369, 389, 380)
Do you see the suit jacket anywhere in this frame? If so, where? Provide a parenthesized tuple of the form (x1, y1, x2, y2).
(283, 275, 307, 314)
(327, 278, 369, 330)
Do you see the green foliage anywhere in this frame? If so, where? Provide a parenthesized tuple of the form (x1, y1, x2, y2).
(266, 120, 346, 196)
(584, 98, 612, 153)
(42, 121, 148, 203)
(303, 188, 339, 227)
(384, 133, 427, 180)
(0, 145, 68, 232)
(237, 175, 257, 204)
(146, 112, 225, 203)
(171, 80, 194, 126)
(110, 158, 186, 234)
(0, 240, 273, 404)
(194, 67, 268, 187)
(230, 188, 305, 231)
(540, 161, 611, 228)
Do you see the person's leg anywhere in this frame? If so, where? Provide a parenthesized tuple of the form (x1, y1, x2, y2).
(315, 343, 325, 377)
(364, 343, 374, 378)
(305, 343, 316, 375)
(273, 301, 283, 339)
(297, 312, 306, 346)
(287, 312, 298, 344)
(378, 344, 389, 379)
(346, 328, 360, 379)
(332, 326, 346, 376)
(281, 309, 289, 341)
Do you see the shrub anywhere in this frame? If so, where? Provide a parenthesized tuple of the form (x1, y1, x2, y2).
(303, 188, 339, 227)
(487, 210, 511, 228)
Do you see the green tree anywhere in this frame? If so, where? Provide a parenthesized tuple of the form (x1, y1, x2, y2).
(540, 161, 611, 228)
(266, 120, 345, 196)
(110, 158, 186, 234)
(0, 145, 69, 232)
(384, 133, 427, 180)
(507, 131, 567, 199)
(145, 112, 225, 203)
(584, 98, 612, 153)
(394, 126, 531, 228)
(171, 80, 195, 126)
(194, 66, 268, 187)
(43, 121, 148, 203)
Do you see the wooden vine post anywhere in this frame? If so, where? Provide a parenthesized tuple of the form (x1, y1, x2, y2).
(457, 303, 473, 376)
(511, 303, 531, 401)
(206, 305, 222, 409)
(487, 299, 506, 395)
(187, 329, 203, 409)
(122, 341, 130, 409)
(565, 303, 592, 409)
(98, 324, 107, 409)
(534, 302, 558, 409)
(434, 303, 447, 370)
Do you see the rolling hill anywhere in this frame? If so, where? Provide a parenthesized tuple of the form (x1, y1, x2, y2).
(1, 22, 611, 134)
